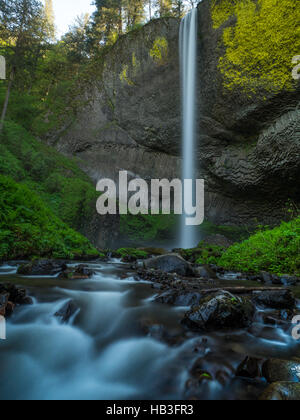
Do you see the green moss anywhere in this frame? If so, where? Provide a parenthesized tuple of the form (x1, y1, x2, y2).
(0, 175, 98, 260)
(218, 217, 300, 276)
(211, 0, 237, 29)
(119, 64, 134, 86)
(200, 220, 250, 242)
(0, 121, 98, 233)
(212, 0, 300, 94)
(181, 243, 225, 265)
(150, 37, 169, 65)
(120, 213, 178, 244)
(115, 248, 148, 260)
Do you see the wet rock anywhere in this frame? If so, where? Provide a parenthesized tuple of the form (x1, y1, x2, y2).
(18, 260, 67, 276)
(156, 291, 202, 307)
(0, 283, 32, 316)
(182, 291, 255, 331)
(143, 254, 195, 277)
(0, 283, 32, 306)
(262, 358, 300, 383)
(252, 289, 296, 310)
(260, 382, 300, 401)
(136, 268, 176, 285)
(59, 265, 95, 280)
(55, 300, 79, 323)
(262, 309, 295, 327)
(194, 265, 217, 280)
(259, 271, 273, 285)
(236, 357, 262, 379)
(278, 275, 298, 286)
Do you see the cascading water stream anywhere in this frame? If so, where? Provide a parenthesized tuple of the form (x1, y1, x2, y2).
(180, 8, 198, 249)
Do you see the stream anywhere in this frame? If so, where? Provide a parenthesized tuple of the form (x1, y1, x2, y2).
(0, 261, 299, 400)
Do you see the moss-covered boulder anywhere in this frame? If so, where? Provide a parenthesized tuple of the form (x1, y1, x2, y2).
(182, 291, 255, 331)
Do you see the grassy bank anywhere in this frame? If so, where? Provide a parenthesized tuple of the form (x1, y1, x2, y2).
(0, 120, 100, 260)
(0, 121, 97, 232)
(217, 217, 300, 276)
(0, 176, 98, 260)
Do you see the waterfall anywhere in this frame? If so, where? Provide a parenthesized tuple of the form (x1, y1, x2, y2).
(179, 8, 198, 249)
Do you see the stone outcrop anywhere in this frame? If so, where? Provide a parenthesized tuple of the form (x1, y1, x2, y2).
(0, 283, 33, 317)
(143, 254, 195, 277)
(50, 0, 300, 240)
(182, 291, 255, 331)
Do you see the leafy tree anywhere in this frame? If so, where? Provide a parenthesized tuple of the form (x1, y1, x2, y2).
(90, 0, 123, 48)
(63, 14, 90, 62)
(0, 0, 48, 132)
(155, 0, 173, 17)
(124, 0, 145, 28)
(44, 0, 56, 40)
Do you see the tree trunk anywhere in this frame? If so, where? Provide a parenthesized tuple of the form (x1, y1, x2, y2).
(0, 68, 14, 133)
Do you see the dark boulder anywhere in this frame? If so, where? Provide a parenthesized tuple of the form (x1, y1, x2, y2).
(182, 291, 255, 331)
(54, 300, 79, 323)
(17, 260, 67, 276)
(143, 254, 195, 277)
(0, 283, 32, 317)
(0, 283, 32, 306)
(259, 271, 273, 285)
(252, 289, 296, 310)
(260, 382, 300, 401)
(59, 265, 95, 280)
(278, 275, 298, 286)
(262, 358, 300, 383)
(236, 357, 262, 379)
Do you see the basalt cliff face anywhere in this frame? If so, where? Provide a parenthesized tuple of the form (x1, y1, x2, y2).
(51, 0, 300, 246)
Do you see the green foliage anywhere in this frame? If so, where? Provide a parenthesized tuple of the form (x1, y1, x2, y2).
(200, 220, 250, 242)
(211, 0, 237, 29)
(0, 121, 98, 232)
(119, 64, 134, 86)
(115, 248, 148, 259)
(0, 87, 41, 132)
(218, 218, 300, 276)
(0, 175, 99, 260)
(181, 243, 225, 265)
(150, 37, 169, 65)
(211, 0, 300, 94)
(120, 213, 178, 244)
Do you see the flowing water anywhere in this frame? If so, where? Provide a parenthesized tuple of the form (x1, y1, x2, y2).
(0, 261, 299, 401)
(180, 8, 199, 249)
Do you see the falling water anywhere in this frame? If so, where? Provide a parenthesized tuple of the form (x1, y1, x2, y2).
(180, 8, 198, 250)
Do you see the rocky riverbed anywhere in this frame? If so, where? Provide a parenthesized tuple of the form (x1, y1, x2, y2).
(0, 255, 300, 400)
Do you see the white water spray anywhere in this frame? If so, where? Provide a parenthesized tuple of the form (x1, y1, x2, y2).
(180, 8, 198, 249)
